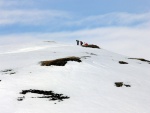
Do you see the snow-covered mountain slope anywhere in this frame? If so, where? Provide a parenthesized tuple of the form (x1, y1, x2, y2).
(0, 41, 150, 113)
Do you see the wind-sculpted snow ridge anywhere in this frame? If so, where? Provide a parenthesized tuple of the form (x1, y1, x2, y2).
(0, 42, 150, 113)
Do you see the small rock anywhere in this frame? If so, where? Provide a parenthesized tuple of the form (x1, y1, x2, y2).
(115, 82, 123, 87)
(119, 61, 128, 64)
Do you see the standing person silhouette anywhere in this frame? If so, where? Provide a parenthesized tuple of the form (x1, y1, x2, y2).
(80, 41, 83, 45)
(76, 40, 79, 45)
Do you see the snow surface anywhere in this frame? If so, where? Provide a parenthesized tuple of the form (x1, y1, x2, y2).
(0, 41, 150, 113)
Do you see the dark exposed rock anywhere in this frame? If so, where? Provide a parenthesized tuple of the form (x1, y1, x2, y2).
(0, 69, 16, 75)
(17, 96, 25, 101)
(115, 82, 131, 87)
(82, 44, 100, 49)
(1, 69, 13, 72)
(124, 84, 131, 87)
(128, 58, 150, 63)
(115, 82, 123, 87)
(10, 72, 16, 75)
(18, 89, 70, 102)
(119, 61, 128, 64)
(41, 56, 81, 66)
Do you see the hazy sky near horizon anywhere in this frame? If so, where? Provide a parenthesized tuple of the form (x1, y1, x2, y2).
(0, 0, 150, 59)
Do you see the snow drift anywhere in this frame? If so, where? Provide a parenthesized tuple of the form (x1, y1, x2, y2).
(0, 41, 150, 113)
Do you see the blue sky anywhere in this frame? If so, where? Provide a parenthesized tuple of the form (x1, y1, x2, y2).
(0, 0, 150, 34)
(0, 0, 150, 59)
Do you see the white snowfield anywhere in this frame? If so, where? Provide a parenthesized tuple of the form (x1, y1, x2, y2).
(0, 41, 150, 113)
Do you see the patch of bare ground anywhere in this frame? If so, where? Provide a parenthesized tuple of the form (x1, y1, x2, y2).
(115, 82, 123, 87)
(119, 61, 128, 64)
(0, 69, 16, 75)
(82, 44, 100, 49)
(128, 58, 150, 64)
(115, 82, 131, 87)
(41, 56, 82, 66)
(18, 89, 70, 102)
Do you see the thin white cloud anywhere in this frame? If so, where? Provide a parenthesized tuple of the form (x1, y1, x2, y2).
(66, 12, 150, 28)
(0, 0, 150, 28)
(0, 9, 70, 25)
(0, 8, 150, 28)
(0, 0, 71, 26)
(0, 0, 35, 8)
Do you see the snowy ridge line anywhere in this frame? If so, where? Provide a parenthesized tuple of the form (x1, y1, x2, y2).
(0, 45, 72, 55)
(0, 46, 49, 54)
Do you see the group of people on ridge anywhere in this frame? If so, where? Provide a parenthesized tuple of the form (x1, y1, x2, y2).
(76, 40, 88, 46)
